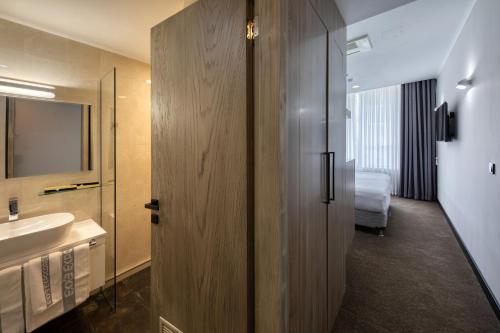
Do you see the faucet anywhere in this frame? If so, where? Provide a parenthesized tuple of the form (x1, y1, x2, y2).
(9, 197, 18, 221)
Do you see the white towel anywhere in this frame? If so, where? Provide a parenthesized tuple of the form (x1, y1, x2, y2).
(27, 252, 62, 315)
(62, 243, 90, 309)
(24, 243, 91, 332)
(0, 265, 25, 333)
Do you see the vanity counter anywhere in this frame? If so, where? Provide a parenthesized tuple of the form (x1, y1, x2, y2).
(0, 219, 106, 271)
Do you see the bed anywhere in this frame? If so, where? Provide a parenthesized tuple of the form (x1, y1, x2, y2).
(355, 172, 392, 235)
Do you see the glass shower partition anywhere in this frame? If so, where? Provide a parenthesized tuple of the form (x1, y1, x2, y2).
(100, 68, 117, 310)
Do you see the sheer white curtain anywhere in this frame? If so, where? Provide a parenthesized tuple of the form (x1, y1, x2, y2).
(347, 85, 401, 194)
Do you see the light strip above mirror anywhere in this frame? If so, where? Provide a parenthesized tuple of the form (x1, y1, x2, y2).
(0, 85, 55, 99)
(0, 78, 55, 99)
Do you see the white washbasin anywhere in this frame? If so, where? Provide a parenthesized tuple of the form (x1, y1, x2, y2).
(0, 213, 74, 261)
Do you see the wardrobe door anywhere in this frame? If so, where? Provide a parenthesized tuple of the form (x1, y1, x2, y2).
(288, 0, 329, 332)
(327, 38, 347, 327)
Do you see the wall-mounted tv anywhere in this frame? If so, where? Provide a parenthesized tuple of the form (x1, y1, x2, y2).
(435, 102, 455, 142)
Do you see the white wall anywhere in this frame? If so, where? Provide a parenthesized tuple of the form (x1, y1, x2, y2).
(437, 0, 500, 304)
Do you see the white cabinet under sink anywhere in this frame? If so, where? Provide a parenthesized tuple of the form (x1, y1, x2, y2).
(0, 218, 106, 332)
(0, 218, 106, 291)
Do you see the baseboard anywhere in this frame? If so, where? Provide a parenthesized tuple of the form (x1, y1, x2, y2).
(102, 259, 151, 289)
(437, 200, 500, 322)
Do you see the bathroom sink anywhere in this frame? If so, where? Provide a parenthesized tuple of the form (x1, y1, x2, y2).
(0, 213, 74, 261)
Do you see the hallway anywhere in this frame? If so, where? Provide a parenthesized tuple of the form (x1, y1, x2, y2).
(333, 198, 500, 332)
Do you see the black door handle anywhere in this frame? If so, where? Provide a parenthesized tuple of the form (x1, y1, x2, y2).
(321, 152, 335, 204)
(329, 152, 335, 201)
(321, 153, 330, 204)
(145, 199, 159, 211)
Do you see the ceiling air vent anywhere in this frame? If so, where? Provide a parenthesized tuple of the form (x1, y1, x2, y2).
(347, 35, 372, 56)
(159, 316, 183, 333)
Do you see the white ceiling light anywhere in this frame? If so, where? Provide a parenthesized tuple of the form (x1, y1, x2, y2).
(0, 78, 55, 99)
(456, 78, 472, 90)
(347, 35, 372, 56)
(0, 78, 55, 90)
(0, 64, 8, 69)
(0, 85, 55, 99)
(352, 85, 360, 89)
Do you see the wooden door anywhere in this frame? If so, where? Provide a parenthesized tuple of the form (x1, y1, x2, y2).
(150, 1, 251, 332)
(288, 0, 329, 332)
(327, 37, 348, 328)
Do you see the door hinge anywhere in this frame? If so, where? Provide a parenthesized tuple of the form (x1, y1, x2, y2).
(247, 16, 259, 40)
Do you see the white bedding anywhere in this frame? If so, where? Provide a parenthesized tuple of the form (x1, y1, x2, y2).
(355, 172, 392, 213)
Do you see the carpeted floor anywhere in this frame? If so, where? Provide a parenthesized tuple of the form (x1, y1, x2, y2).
(333, 197, 500, 333)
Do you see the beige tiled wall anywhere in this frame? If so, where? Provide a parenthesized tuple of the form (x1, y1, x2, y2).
(0, 18, 151, 277)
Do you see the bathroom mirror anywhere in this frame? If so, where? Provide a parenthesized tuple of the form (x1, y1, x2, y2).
(0, 96, 93, 178)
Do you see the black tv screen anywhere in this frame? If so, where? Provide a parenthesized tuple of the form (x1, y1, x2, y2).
(435, 102, 450, 142)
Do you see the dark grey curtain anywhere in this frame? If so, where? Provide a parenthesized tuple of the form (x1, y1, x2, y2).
(400, 79, 437, 201)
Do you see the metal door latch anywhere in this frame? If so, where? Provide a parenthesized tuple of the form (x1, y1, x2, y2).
(145, 199, 159, 211)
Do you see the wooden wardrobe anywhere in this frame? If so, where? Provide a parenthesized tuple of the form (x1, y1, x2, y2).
(150, 0, 353, 332)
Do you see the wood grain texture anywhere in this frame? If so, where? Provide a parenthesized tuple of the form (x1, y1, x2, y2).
(284, 0, 302, 329)
(279, 0, 348, 332)
(254, 0, 287, 332)
(286, 0, 329, 332)
(150, 1, 249, 332)
(327, 35, 348, 329)
(297, 3, 329, 329)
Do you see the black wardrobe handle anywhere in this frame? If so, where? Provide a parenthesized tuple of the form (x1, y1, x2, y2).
(321, 153, 330, 204)
(329, 152, 335, 201)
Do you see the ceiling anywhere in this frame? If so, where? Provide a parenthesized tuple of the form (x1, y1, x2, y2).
(335, 0, 417, 25)
(347, 0, 476, 93)
(0, 0, 195, 64)
(0, 0, 476, 84)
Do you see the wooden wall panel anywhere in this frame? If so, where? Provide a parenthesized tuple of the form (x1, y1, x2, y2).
(150, 0, 348, 331)
(150, 1, 249, 332)
(296, 1, 329, 330)
(254, 0, 287, 332)
(284, 0, 339, 331)
(327, 34, 348, 328)
(283, 0, 301, 330)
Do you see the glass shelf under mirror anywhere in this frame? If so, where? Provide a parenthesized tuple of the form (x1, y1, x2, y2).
(38, 183, 101, 196)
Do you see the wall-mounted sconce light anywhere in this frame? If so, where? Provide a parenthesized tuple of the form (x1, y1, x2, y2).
(456, 79, 472, 90)
(0, 78, 55, 99)
(352, 85, 360, 90)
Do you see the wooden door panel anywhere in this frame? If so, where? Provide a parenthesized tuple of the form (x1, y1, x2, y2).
(288, 0, 329, 332)
(150, 1, 249, 332)
(327, 38, 347, 328)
